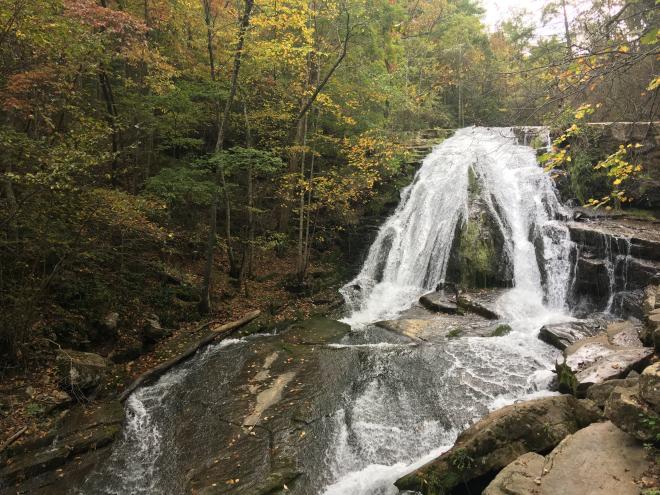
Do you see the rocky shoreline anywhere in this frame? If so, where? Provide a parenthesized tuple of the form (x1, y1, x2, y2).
(395, 283, 660, 494)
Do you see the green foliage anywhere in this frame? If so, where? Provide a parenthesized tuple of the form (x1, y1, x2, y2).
(639, 413, 660, 443)
(449, 448, 474, 472)
(146, 167, 216, 208)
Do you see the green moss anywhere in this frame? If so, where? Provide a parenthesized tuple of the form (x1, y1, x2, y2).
(467, 166, 481, 199)
(490, 324, 512, 337)
(556, 360, 579, 395)
(447, 328, 463, 339)
(457, 218, 496, 288)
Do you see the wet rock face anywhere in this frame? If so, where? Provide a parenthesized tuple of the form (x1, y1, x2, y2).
(567, 218, 660, 313)
(445, 168, 513, 289)
(484, 421, 651, 495)
(394, 395, 601, 494)
(538, 320, 604, 350)
(182, 320, 355, 495)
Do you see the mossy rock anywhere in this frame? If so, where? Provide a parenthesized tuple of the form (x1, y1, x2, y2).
(556, 360, 579, 395)
(445, 196, 512, 289)
(447, 328, 464, 339)
(490, 324, 512, 337)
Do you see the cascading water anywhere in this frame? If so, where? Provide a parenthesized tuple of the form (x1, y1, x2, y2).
(341, 127, 574, 326)
(322, 127, 576, 494)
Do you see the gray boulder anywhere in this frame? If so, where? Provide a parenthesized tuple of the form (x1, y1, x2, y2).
(538, 320, 603, 350)
(55, 350, 108, 392)
(605, 384, 660, 442)
(419, 292, 458, 313)
(640, 362, 660, 412)
(485, 421, 651, 495)
(142, 314, 172, 342)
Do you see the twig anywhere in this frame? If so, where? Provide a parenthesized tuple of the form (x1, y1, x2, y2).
(0, 426, 27, 454)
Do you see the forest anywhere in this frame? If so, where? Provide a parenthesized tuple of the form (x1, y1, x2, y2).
(0, 0, 659, 492)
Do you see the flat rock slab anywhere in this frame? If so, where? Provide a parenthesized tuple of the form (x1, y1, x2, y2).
(1, 401, 123, 490)
(485, 421, 650, 495)
(564, 335, 619, 372)
(606, 321, 643, 348)
(538, 320, 604, 350)
(375, 316, 493, 342)
(419, 292, 458, 313)
(457, 291, 503, 319)
(575, 348, 654, 390)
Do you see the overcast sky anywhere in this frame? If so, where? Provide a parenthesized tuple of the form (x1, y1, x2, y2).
(481, 0, 579, 37)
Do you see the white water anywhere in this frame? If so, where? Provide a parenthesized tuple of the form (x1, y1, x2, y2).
(341, 127, 573, 327)
(325, 127, 575, 494)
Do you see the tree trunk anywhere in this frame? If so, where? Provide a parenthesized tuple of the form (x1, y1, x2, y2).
(278, 11, 352, 235)
(561, 0, 572, 56)
(200, 0, 254, 314)
(295, 113, 309, 283)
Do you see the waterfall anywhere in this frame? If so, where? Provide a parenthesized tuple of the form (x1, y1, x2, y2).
(322, 127, 573, 494)
(341, 127, 574, 326)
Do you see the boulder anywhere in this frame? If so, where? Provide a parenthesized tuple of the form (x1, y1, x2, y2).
(605, 320, 643, 347)
(574, 348, 654, 391)
(585, 376, 638, 408)
(605, 384, 660, 442)
(640, 362, 660, 412)
(563, 335, 653, 392)
(419, 292, 458, 314)
(142, 314, 172, 342)
(109, 335, 143, 363)
(485, 421, 651, 495)
(538, 320, 603, 350)
(563, 335, 617, 371)
(55, 350, 108, 392)
(100, 312, 119, 332)
(483, 452, 544, 495)
(394, 395, 601, 494)
(643, 285, 657, 314)
(457, 293, 500, 319)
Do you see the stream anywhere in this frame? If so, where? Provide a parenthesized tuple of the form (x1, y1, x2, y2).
(77, 127, 582, 494)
